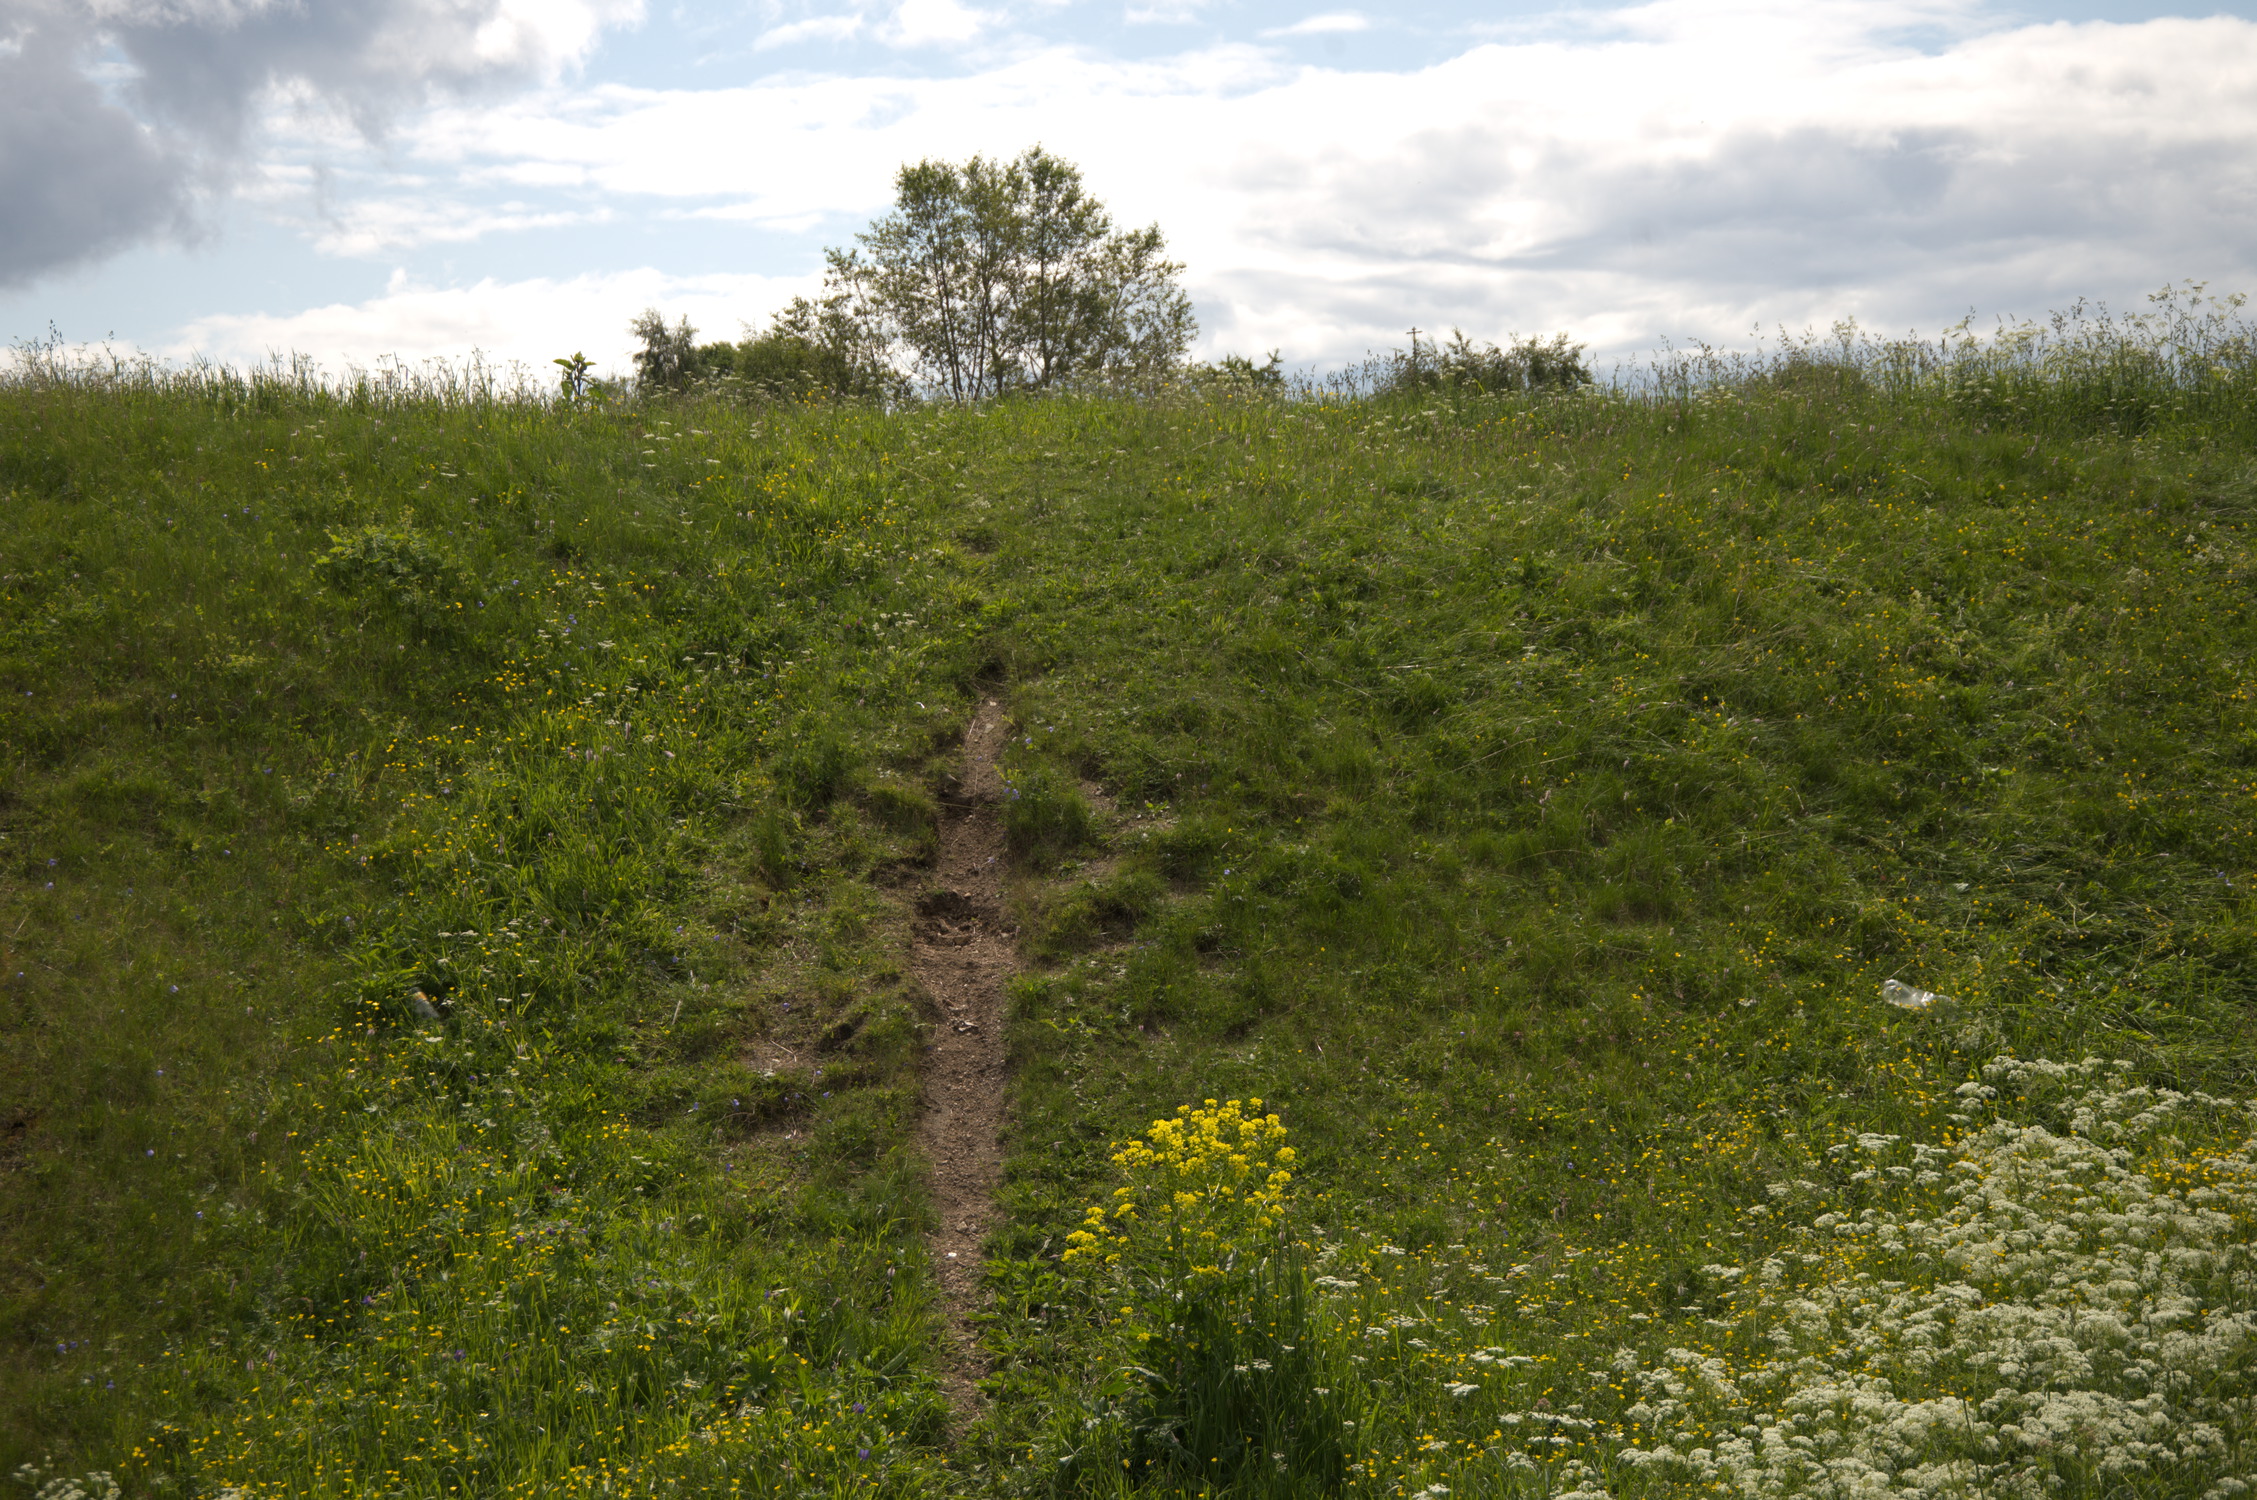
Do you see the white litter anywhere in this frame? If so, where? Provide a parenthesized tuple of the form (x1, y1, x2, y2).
(1882, 978, 1944, 1010)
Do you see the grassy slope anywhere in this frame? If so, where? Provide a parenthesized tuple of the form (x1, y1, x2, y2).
(3, 359, 2254, 1497)
(963, 380, 2257, 1494)
(0, 388, 982, 1492)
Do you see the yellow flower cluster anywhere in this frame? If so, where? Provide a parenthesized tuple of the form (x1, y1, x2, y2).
(1063, 1098, 1295, 1275)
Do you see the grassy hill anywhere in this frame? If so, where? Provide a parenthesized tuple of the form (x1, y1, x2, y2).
(5, 314, 2257, 1499)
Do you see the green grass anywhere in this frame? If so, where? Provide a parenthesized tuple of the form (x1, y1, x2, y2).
(4, 308, 2256, 1498)
(0, 381, 978, 1494)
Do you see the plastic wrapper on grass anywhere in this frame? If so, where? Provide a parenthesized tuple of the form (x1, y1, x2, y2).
(1882, 976, 1945, 1009)
(1003, 764, 1095, 868)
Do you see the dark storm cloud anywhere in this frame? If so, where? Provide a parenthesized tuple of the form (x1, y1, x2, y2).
(0, 0, 622, 287)
(0, 20, 195, 286)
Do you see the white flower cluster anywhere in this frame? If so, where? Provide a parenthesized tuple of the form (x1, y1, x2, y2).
(9, 1468, 121, 1500)
(1498, 1455, 1610, 1499)
(1610, 1057, 2257, 1498)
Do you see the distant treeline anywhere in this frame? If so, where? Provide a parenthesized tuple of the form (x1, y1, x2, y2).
(614, 316, 1599, 407)
(596, 143, 1601, 408)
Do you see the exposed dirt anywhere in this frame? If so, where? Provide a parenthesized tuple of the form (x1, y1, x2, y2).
(911, 699, 1018, 1426)
(745, 1038, 805, 1075)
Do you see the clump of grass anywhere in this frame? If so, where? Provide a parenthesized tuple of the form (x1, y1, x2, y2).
(1003, 763, 1097, 869)
(1637, 280, 2257, 440)
(1031, 868, 1163, 957)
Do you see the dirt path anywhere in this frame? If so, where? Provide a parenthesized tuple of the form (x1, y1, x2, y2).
(910, 698, 1017, 1425)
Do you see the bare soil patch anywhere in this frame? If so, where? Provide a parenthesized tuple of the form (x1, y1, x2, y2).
(912, 699, 1019, 1425)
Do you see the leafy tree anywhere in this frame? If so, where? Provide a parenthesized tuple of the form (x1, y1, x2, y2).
(627, 308, 704, 391)
(732, 293, 902, 402)
(625, 298, 897, 403)
(825, 146, 1195, 401)
(622, 149, 1189, 405)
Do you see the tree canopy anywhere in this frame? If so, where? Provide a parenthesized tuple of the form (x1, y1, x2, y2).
(831, 146, 1195, 401)
(624, 148, 1192, 403)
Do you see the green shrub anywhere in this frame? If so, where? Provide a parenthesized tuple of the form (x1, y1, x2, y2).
(1183, 352, 1286, 395)
(727, 321, 894, 403)
(1380, 328, 1594, 396)
(311, 521, 457, 602)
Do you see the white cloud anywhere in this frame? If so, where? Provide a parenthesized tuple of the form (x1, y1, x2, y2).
(882, 0, 991, 45)
(1124, 0, 1210, 24)
(190, 1, 2257, 368)
(751, 0, 992, 51)
(167, 266, 824, 374)
(470, 161, 597, 188)
(471, 0, 646, 72)
(0, 0, 646, 286)
(307, 200, 609, 257)
(755, 12, 864, 49)
(1263, 12, 1370, 37)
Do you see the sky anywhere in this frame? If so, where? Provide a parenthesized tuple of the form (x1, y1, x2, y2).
(3, 0, 2254, 380)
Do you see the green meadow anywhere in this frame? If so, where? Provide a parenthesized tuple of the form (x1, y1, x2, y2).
(5, 297, 2257, 1499)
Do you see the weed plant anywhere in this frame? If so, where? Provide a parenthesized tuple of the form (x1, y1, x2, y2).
(1057, 1101, 1344, 1493)
(4, 290, 2257, 1497)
